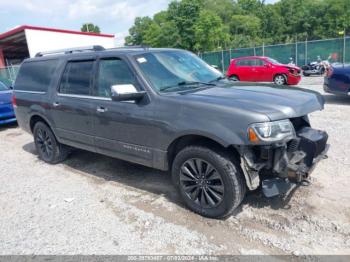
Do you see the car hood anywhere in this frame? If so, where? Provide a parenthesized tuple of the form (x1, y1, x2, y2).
(179, 85, 324, 121)
(0, 90, 12, 105)
(281, 64, 301, 70)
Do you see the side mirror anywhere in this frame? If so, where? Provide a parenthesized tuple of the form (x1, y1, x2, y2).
(264, 64, 270, 68)
(111, 84, 146, 102)
(9, 85, 13, 90)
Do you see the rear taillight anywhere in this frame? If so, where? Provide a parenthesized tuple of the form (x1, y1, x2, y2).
(12, 94, 17, 107)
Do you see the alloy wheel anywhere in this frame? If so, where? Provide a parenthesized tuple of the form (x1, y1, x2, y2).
(179, 158, 224, 208)
(36, 128, 53, 159)
(274, 75, 285, 85)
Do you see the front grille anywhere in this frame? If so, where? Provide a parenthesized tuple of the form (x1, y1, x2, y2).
(287, 139, 300, 153)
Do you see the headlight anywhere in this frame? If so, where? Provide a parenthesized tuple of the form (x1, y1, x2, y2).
(248, 119, 295, 143)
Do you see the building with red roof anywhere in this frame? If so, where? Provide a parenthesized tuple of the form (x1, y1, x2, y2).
(0, 25, 115, 68)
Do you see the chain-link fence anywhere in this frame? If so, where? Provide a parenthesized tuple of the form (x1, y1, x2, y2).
(199, 37, 350, 72)
(0, 38, 349, 83)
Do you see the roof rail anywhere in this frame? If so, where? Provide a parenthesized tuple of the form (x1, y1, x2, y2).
(109, 45, 150, 50)
(35, 45, 105, 57)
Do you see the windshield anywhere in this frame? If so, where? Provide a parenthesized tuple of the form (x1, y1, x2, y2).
(134, 50, 222, 92)
(267, 58, 282, 65)
(0, 81, 9, 91)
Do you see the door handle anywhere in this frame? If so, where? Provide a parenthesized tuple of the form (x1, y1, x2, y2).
(53, 102, 60, 107)
(96, 106, 108, 113)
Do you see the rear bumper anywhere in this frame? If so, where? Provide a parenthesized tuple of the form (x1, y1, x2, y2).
(0, 111, 16, 125)
(0, 117, 17, 125)
(323, 79, 350, 95)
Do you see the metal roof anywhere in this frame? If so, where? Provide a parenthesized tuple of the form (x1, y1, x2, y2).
(0, 25, 115, 40)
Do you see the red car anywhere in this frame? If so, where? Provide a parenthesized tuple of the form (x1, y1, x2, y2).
(226, 56, 301, 85)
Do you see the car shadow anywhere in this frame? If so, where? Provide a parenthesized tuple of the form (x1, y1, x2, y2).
(0, 122, 18, 131)
(323, 94, 350, 105)
(22, 142, 182, 205)
(232, 185, 300, 215)
(22, 142, 298, 217)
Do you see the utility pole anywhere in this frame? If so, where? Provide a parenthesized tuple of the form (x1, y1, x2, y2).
(295, 35, 298, 66)
(343, 29, 346, 65)
(262, 42, 265, 56)
(305, 36, 308, 65)
(221, 50, 224, 72)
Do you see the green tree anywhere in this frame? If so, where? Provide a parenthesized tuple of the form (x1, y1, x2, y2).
(203, 0, 236, 24)
(125, 17, 154, 45)
(81, 23, 101, 33)
(167, 0, 204, 50)
(124, 0, 350, 51)
(194, 10, 230, 51)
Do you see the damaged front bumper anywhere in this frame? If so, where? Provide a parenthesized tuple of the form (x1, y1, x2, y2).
(239, 127, 329, 197)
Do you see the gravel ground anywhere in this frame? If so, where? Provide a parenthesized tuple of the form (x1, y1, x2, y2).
(0, 76, 349, 255)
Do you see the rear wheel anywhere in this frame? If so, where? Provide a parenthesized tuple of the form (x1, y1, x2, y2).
(273, 74, 286, 85)
(172, 146, 246, 218)
(33, 122, 69, 164)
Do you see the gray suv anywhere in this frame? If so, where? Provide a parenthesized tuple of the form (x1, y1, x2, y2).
(13, 46, 328, 218)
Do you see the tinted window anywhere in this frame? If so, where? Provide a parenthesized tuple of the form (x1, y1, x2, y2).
(236, 59, 254, 66)
(255, 59, 265, 66)
(59, 61, 94, 95)
(97, 59, 136, 97)
(15, 60, 59, 92)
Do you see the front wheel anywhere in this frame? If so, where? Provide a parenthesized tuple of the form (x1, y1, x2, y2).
(229, 75, 239, 81)
(172, 146, 246, 219)
(274, 74, 286, 85)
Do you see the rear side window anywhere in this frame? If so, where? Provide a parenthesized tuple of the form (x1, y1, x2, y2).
(15, 60, 59, 92)
(236, 59, 254, 66)
(255, 59, 265, 66)
(59, 60, 94, 95)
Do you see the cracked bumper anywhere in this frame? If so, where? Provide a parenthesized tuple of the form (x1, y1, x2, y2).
(261, 144, 329, 197)
(240, 127, 329, 197)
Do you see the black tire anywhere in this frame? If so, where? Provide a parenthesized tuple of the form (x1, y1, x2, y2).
(320, 67, 325, 75)
(172, 146, 246, 219)
(229, 75, 239, 81)
(273, 74, 286, 85)
(303, 72, 310, 77)
(33, 122, 69, 164)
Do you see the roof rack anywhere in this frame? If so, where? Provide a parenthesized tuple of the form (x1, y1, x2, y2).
(35, 45, 105, 57)
(109, 45, 150, 50)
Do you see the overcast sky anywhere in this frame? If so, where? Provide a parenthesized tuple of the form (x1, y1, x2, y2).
(0, 0, 279, 46)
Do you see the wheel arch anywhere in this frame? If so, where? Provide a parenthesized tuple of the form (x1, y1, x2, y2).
(273, 72, 287, 79)
(167, 134, 240, 169)
(273, 73, 288, 83)
(29, 114, 54, 134)
(228, 74, 240, 80)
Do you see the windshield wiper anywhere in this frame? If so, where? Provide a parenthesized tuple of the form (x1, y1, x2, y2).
(209, 76, 226, 83)
(160, 81, 215, 92)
